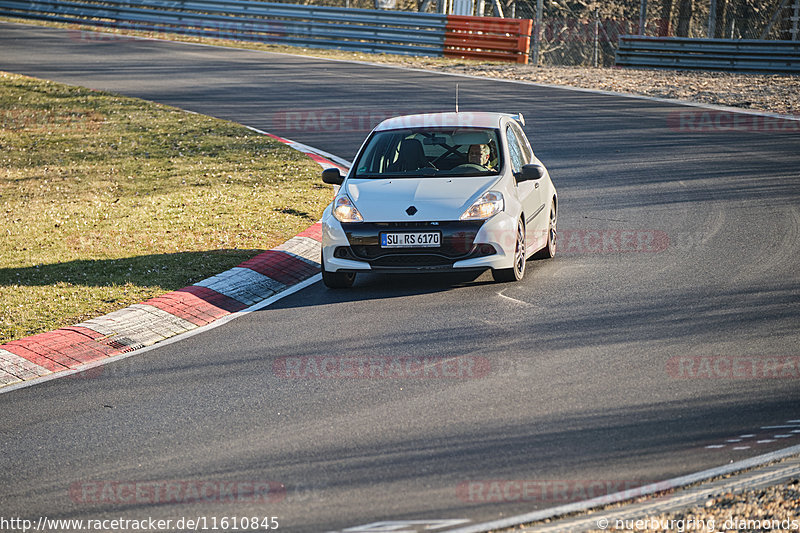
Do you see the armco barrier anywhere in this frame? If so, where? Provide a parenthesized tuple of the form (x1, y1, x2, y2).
(0, 0, 447, 56)
(445, 15, 532, 64)
(616, 36, 800, 73)
(0, 0, 532, 63)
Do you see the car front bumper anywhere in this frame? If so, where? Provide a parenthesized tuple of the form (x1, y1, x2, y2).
(321, 211, 518, 273)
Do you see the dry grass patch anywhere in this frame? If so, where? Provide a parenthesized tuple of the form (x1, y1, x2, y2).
(0, 71, 333, 343)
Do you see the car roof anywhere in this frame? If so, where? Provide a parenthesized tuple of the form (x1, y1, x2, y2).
(374, 112, 514, 132)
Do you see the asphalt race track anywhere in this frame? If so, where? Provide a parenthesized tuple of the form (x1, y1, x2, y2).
(1, 22, 799, 533)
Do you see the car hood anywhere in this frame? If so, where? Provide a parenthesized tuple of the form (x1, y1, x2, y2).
(344, 176, 500, 222)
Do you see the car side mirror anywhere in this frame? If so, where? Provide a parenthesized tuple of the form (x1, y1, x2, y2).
(322, 168, 344, 185)
(516, 163, 546, 183)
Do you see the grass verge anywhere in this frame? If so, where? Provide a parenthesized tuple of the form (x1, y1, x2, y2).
(0, 71, 333, 344)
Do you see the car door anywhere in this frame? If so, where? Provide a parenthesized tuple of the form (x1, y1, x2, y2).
(505, 123, 546, 253)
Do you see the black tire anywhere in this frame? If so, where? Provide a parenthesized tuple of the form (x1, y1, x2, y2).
(532, 203, 557, 260)
(321, 253, 355, 288)
(492, 219, 526, 283)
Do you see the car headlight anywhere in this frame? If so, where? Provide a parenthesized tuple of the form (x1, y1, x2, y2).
(332, 195, 363, 223)
(460, 191, 504, 220)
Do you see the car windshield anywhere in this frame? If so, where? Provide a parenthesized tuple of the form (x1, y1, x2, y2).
(352, 128, 503, 179)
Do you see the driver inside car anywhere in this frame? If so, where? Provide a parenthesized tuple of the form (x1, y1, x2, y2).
(468, 143, 491, 168)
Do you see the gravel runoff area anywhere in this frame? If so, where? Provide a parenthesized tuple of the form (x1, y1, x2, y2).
(581, 480, 800, 533)
(370, 59, 800, 118)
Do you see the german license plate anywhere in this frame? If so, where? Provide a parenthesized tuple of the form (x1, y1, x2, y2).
(380, 232, 441, 248)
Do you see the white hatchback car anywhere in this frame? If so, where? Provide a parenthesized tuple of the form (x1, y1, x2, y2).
(320, 112, 557, 288)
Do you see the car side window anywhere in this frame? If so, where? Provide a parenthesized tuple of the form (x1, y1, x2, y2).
(506, 126, 524, 174)
(511, 123, 532, 163)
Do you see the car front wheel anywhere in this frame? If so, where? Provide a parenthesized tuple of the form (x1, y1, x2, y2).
(321, 252, 356, 288)
(492, 219, 526, 283)
(532, 203, 557, 260)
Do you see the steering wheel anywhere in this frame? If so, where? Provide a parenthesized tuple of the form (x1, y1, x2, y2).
(452, 163, 486, 171)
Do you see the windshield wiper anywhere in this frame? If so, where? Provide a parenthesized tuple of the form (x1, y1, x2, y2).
(353, 170, 437, 179)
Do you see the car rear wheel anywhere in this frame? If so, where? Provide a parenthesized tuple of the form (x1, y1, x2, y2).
(492, 219, 526, 283)
(532, 203, 557, 260)
(321, 252, 356, 288)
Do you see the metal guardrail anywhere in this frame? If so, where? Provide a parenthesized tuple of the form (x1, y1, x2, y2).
(1, 0, 533, 63)
(0, 0, 448, 55)
(616, 36, 800, 73)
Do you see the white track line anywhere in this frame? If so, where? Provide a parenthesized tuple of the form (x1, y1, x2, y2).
(446, 444, 800, 533)
(0, 274, 322, 395)
(526, 453, 800, 533)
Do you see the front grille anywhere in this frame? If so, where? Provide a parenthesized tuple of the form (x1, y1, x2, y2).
(334, 243, 496, 268)
(340, 221, 485, 260)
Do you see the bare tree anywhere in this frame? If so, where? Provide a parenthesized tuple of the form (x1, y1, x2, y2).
(658, 0, 674, 36)
(713, 0, 727, 37)
(676, 0, 694, 36)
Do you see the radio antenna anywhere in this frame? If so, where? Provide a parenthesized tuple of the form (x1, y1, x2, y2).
(455, 83, 459, 113)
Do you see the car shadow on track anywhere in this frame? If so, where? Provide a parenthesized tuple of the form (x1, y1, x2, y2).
(271, 269, 501, 310)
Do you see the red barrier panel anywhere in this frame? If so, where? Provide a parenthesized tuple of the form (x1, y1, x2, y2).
(445, 15, 532, 64)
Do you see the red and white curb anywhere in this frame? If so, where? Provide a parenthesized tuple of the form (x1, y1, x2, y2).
(0, 130, 348, 390)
